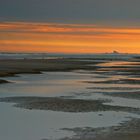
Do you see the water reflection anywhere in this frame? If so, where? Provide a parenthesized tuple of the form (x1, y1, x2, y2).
(97, 61, 140, 67)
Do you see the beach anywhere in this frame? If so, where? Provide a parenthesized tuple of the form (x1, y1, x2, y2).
(1, 0, 140, 139)
(0, 54, 140, 140)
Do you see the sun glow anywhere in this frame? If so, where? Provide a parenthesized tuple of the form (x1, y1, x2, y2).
(0, 22, 140, 53)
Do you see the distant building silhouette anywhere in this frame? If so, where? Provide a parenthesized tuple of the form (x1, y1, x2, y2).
(112, 50, 119, 54)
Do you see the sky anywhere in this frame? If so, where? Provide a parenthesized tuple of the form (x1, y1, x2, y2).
(0, 0, 140, 53)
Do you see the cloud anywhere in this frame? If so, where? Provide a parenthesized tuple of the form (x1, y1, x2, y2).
(0, 22, 140, 34)
(0, 21, 140, 53)
(0, 0, 140, 23)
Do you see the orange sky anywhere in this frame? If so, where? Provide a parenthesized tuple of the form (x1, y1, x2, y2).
(0, 22, 140, 54)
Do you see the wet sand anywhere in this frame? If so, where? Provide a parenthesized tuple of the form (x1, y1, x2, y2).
(0, 96, 139, 113)
(0, 58, 101, 85)
(0, 79, 10, 84)
(85, 78, 140, 84)
(0, 58, 99, 78)
(61, 118, 140, 140)
(103, 91, 140, 99)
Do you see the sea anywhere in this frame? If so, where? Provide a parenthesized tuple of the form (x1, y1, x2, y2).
(0, 52, 139, 60)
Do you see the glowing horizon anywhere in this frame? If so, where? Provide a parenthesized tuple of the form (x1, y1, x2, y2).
(0, 22, 140, 54)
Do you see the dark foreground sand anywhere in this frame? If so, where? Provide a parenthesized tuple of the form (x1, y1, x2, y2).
(0, 79, 10, 84)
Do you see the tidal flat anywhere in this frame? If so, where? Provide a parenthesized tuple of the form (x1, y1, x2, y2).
(0, 55, 140, 140)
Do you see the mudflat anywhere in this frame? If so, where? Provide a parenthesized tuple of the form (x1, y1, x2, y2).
(0, 57, 140, 140)
(0, 58, 99, 77)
